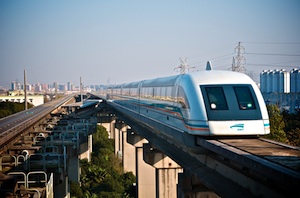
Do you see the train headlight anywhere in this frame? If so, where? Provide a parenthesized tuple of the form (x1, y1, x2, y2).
(211, 103, 217, 109)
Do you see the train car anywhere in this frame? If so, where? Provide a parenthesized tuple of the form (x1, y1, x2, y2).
(107, 67, 270, 137)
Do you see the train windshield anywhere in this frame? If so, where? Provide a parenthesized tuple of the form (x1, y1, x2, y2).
(233, 86, 256, 110)
(201, 85, 262, 120)
(205, 87, 228, 110)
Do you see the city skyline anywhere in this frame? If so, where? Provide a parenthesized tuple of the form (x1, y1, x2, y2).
(4, 66, 299, 91)
(8, 78, 102, 92)
(1, 1, 300, 88)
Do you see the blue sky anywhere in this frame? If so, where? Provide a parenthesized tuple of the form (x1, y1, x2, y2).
(0, 0, 299, 88)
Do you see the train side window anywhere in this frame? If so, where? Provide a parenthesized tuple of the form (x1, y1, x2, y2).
(166, 86, 174, 101)
(233, 86, 256, 110)
(131, 88, 137, 97)
(152, 88, 155, 98)
(124, 88, 129, 96)
(161, 87, 166, 99)
(140, 87, 145, 97)
(141, 87, 150, 98)
(205, 87, 228, 110)
(177, 86, 190, 109)
(147, 87, 151, 98)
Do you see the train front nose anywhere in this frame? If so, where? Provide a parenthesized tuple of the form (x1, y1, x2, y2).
(200, 85, 266, 135)
(207, 120, 267, 135)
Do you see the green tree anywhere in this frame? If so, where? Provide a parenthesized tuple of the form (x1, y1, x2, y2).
(282, 110, 300, 132)
(70, 182, 83, 198)
(286, 128, 300, 146)
(265, 105, 289, 143)
(0, 102, 34, 118)
(282, 110, 300, 146)
(0, 109, 11, 118)
(71, 125, 136, 198)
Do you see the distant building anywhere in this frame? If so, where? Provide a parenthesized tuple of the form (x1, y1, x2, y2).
(8, 90, 24, 96)
(0, 92, 44, 106)
(59, 84, 67, 92)
(260, 68, 300, 113)
(11, 81, 21, 91)
(41, 84, 49, 91)
(21, 84, 32, 92)
(67, 82, 72, 91)
(260, 69, 290, 93)
(291, 68, 300, 93)
(34, 83, 42, 92)
(0, 87, 7, 95)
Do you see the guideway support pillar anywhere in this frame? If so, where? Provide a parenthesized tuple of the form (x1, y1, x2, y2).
(115, 120, 127, 158)
(127, 131, 156, 198)
(99, 119, 116, 139)
(177, 171, 220, 198)
(143, 143, 183, 198)
(122, 128, 136, 174)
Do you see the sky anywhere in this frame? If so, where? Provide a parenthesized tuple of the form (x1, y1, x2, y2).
(0, 0, 300, 88)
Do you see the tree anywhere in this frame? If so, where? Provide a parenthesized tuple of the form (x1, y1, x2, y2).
(286, 128, 300, 146)
(70, 182, 83, 198)
(0, 102, 34, 118)
(71, 125, 136, 198)
(282, 109, 300, 146)
(265, 105, 289, 143)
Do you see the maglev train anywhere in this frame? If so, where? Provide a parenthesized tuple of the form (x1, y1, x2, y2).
(107, 65, 270, 137)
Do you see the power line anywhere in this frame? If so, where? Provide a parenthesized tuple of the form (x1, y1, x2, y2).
(248, 59, 300, 66)
(210, 53, 234, 61)
(246, 63, 299, 68)
(246, 52, 300, 56)
(243, 42, 300, 45)
(188, 53, 233, 68)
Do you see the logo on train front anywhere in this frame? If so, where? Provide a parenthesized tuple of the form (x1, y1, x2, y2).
(230, 124, 244, 131)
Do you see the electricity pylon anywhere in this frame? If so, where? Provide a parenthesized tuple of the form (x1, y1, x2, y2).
(174, 58, 195, 74)
(232, 42, 246, 73)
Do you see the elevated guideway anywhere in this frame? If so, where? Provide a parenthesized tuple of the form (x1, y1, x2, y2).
(100, 96, 300, 197)
(0, 94, 99, 197)
(0, 95, 74, 153)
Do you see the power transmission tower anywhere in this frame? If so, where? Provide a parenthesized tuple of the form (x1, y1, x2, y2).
(232, 42, 246, 73)
(174, 58, 195, 74)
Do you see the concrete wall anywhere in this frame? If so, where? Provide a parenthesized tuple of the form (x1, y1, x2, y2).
(0, 95, 44, 106)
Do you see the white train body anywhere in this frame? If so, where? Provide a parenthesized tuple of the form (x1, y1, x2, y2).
(107, 70, 270, 136)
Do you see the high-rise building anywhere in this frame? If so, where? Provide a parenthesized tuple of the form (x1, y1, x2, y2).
(41, 84, 49, 91)
(59, 84, 66, 92)
(67, 82, 72, 91)
(11, 81, 21, 91)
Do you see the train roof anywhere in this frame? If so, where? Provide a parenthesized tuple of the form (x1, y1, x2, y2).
(186, 70, 255, 85)
(141, 75, 180, 87)
(141, 70, 255, 87)
(109, 70, 255, 88)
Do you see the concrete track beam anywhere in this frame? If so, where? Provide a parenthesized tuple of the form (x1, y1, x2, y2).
(177, 171, 220, 198)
